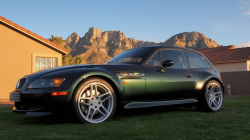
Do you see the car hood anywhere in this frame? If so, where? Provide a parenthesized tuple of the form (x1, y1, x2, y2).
(24, 64, 92, 77)
(18, 63, 142, 91)
(24, 63, 139, 79)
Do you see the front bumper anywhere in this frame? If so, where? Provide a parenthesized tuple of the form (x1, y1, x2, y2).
(10, 77, 80, 115)
(11, 90, 73, 115)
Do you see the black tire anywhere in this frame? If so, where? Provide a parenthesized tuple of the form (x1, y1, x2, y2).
(196, 80, 223, 112)
(71, 77, 116, 123)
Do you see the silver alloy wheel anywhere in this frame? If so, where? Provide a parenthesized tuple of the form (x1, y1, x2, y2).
(77, 82, 114, 123)
(206, 82, 223, 111)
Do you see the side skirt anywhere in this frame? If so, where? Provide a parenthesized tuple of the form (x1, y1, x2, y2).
(124, 99, 198, 109)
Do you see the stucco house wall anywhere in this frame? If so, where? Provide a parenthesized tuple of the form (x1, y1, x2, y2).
(0, 23, 63, 99)
(213, 61, 249, 72)
(248, 60, 250, 71)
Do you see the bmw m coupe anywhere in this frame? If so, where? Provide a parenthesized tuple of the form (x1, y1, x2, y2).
(10, 45, 224, 123)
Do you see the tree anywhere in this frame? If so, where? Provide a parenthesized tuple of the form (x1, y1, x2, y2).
(49, 35, 72, 51)
(49, 35, 66, 47)
(63, 54, 74, 65)
(74, 56, 82, 64)
(64, 45, 71, 51)
(49, 35, 74, 65)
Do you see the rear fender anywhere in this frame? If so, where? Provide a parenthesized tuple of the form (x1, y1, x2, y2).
(203, 76, 224, 93)
(195, 76, 224, 98)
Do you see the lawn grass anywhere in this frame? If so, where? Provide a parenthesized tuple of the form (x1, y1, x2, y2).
(0, 97, 250, 140)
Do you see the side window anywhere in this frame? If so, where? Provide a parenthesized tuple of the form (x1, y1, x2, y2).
(161, 49, 187, 69)
(145, 51, 160, 67)
(186, 51, 210, 68)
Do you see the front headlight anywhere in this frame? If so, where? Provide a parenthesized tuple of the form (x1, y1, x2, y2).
(28, 78, 65, 88)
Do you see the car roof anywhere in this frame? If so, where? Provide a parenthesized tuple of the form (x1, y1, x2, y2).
(140, 45, 205, 57)
(138, 45, 214, 68)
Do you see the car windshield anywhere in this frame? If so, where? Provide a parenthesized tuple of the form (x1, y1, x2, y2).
(105, 47, 154, 64)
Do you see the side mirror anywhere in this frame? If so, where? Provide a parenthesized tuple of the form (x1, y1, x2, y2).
(160, 60, 174, 73)
(162, 60, 174, 68)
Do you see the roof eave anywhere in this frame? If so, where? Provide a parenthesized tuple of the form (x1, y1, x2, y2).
(0, 20, 70, 55)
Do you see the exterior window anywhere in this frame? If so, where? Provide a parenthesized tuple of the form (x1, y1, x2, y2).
(145, 51, 160, 67)
(35, 57, 58, 72)
(186, 51, 210, 68)
(161, 49, 187, 69)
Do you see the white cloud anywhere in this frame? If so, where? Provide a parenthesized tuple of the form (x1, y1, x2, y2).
(240, 0, 250, 5)
(244, 9, 250, 15)
(142, 37, 157, 42)
(239, 1, 244, 4)
(239, 0, 250, 15)
(235, 41, 250, 47)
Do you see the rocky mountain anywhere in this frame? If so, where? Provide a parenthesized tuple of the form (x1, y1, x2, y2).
(160, 32, 219, 49)
(65, 28, 219, 64)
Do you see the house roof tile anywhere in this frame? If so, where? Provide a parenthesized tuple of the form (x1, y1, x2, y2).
(197, 45, 250, 62)
(0, 16, 70, 55)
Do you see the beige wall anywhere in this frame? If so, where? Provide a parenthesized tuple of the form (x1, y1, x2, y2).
(248, 61, 250, 71)
(213, 61, 248, 72)
(0, 23, 62, 99)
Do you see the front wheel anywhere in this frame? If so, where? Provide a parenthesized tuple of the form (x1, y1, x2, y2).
(71, 78, 116, 123)
(196, 80, 223, 112)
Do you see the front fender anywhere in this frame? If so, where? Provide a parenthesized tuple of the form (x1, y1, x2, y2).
(67, 70, 123, 102)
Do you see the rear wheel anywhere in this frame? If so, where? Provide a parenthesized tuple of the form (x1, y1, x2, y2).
(71, 78, 116, 123)
(196, 80, 223, 112)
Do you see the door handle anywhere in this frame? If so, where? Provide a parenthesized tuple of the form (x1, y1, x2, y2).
(184, 73, 192, 78)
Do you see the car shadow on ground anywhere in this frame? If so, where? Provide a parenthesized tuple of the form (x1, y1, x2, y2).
(10, 104, 198, 125)
(114, 104, 198, 117)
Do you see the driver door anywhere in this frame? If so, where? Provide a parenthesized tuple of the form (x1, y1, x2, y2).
(143, 49, 195, 100)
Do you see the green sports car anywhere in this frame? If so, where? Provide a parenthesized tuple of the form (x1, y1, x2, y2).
(10, 45, 224, 123)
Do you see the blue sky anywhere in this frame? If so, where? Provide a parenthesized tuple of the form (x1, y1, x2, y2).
(1, 0, 250, 47)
